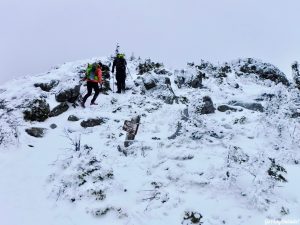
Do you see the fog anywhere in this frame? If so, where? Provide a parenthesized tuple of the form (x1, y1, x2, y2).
(0, 0, 299, 84)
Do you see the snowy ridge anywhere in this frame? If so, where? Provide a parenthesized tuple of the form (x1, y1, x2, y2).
(0, 57, 300, 225)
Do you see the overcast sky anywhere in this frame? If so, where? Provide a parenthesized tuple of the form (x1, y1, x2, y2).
(0, 0, 299, 84)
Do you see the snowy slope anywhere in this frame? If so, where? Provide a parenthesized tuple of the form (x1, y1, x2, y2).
(0, 57, 300, 225)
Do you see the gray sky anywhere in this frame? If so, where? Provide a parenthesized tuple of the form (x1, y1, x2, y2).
(0, 0, 299, 84)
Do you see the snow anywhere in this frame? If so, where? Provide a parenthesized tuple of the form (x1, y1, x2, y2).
(0, 57, 300, 225)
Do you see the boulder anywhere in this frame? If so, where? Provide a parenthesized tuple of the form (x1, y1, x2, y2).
(55, 85, 81, 103)
(49, 102, 69, 117)
(23, 99, 50, 122)
(50, 124, 57, 129)
(228, 101, 264, 112)
(34, 80, 59, 92)
(25, 127, 47, 138)
(235, 58, 289, 85)
(197, 96, 215, 114)
(188, 73, 204, 88)
(217, 105, 237, 112)
(143, 77, 157, 90)
(80, 118, 106, 128)
(68, 115, 80, 121)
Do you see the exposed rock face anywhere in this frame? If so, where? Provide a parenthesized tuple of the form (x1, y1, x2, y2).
(228, 101, 264, 112)
(49, 102, 69, 117)
(34, 80, 59, 92)
(55, 85, 81, 103)
(233, 58, 289, 85)
(68, 115, 80, 121)
(217, 105, 237, 112)
(80, 118, 106, 128)
(198, 96, 215, 114)
(25, 127, 47, 138)
(23, 99, 50, 122)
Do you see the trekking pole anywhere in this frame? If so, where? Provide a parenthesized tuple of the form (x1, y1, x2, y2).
(126, 66, 133, 80)
(112, 73, 115, 92)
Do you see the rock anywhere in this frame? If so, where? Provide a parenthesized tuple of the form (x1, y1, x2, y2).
(175, 76, 186, 88)
(292, 61, 300, 89)
(34, 80, 59, 92)
(80, 118, 106, 128)
(25, 127, 47, 138)
(23, 99, 50, 122)
(55, 85, 81, 103)
(229, 101, 264, 112)
(137, 59, 165, 75)
(181, 108, 189, 121)
(235, 58, 289, 85)
(162, 94, 177, 105)
(188, 73, 204, 88)
(143, 77, 157, 90)
(165, 77, 171, 85)
(197, 96, 215, 114)
(49, 102, 69, 117)
(68, 115, 80, 121)
(50, 124, 57, 129)
(175, 72, 204, 89)
(291, 112, 300, 118)
(217, 105, 237, 112)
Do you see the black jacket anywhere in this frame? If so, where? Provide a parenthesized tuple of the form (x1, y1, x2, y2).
(112, 57, 127, 74)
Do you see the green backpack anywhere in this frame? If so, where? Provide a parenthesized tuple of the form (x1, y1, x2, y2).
(86, 63, 98, 81)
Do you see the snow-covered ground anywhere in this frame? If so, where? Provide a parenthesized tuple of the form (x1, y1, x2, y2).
(0, 57, 300, 225)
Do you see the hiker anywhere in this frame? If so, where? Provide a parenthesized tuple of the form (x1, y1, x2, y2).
(81, 62, 102, 108)
(112, 53, 127, 93)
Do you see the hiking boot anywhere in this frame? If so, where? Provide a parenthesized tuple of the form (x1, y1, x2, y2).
(91, 102, 98, 105)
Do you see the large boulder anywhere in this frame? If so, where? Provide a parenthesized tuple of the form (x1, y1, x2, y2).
(188, 74, 203, 88)
(228, 101, 264, 112)
(55, 85, 81, 103)
(49, 102, 69, 117)
(197, 96, 215, 115)
(80, 118, 106, 128)
(233, 58, 289, 85)
(143, 77, 157, 90)
(23, 99, 50, 122)
(25, 127, 47, 138)
(34, 80, 59, 92)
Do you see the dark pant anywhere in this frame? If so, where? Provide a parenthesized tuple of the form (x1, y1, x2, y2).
(82, 81, 100, 104)
(116, 70, 126, 93)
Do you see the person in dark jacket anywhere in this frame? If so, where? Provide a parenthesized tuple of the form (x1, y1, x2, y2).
(81, 63, 102, 108)
(112, 53, 127, 93)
